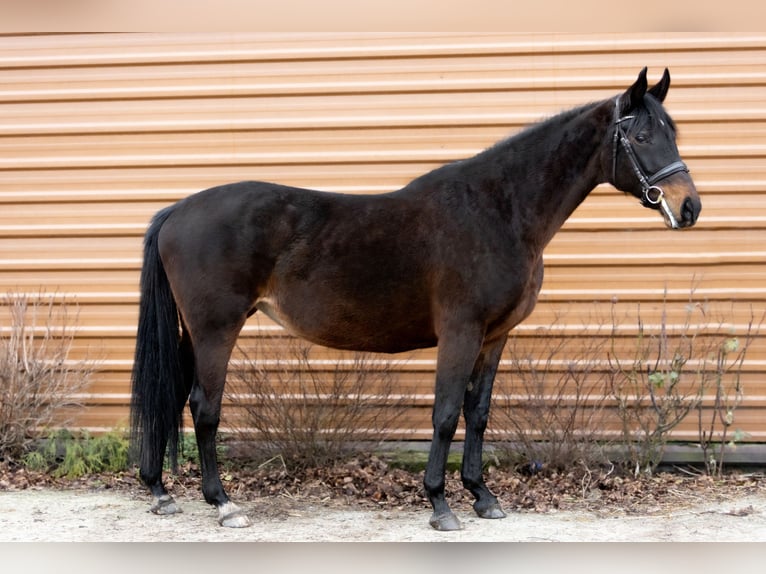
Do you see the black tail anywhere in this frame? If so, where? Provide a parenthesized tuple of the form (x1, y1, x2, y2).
(130, 206, 187, 476)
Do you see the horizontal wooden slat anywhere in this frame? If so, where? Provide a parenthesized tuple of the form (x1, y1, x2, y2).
(1, 91, 764, 138)
(2, 33, 765, 68)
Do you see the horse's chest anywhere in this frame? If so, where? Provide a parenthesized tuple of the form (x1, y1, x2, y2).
(488, 258, 544, 337)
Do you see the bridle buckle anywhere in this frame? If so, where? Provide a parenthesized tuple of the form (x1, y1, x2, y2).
(643, 185, 664, 206)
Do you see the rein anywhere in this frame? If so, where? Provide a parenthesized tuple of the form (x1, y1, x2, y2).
(611, 98, 688, 227)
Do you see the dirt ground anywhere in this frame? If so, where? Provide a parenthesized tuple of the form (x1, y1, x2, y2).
(2, 486, 766, 542)
(3, 453, 766, 542)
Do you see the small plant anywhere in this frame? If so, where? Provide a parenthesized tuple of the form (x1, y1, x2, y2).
(608, 295, 705, 476)
(697, 308, 764, 476)
(22, 428, 130, 478)
(0, 292, 98, 459)
(608, 292, 763, 477)
(228, 333, 412, 470)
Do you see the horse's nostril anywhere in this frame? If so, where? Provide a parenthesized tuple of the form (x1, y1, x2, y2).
(682, 197, 697, 225)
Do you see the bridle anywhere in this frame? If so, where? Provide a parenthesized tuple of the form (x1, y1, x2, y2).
(611, 98, 688, 227)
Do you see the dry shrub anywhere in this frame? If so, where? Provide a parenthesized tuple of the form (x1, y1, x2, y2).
(490, 317, 614, 473)
(0, 292, 96, 459)
(491, 292, 763, 478)
(228, 335, 412, 470)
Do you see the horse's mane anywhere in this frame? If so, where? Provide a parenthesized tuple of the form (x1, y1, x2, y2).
(479, 100, 603, 159)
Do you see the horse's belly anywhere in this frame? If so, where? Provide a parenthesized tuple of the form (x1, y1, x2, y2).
(254, 296, 436, 353)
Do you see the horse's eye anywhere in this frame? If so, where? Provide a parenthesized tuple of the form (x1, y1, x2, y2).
(635, 133, 648, 144)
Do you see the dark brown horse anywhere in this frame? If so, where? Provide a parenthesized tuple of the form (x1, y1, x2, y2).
(130, 68, 701, 531)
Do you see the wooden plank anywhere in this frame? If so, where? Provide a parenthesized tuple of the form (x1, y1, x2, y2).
(1, 33, 764, 68)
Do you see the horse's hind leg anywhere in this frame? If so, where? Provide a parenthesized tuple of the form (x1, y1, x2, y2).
(188, 322, 252, 528)
(143, 463, 181, 516)
(143, 330, 196, 517)
(462, 334, 507, 520)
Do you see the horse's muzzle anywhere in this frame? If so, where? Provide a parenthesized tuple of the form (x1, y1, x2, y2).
(652, 176, 701, 230)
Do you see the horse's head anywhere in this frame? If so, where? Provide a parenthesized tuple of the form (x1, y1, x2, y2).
(609, 68, 701, 229)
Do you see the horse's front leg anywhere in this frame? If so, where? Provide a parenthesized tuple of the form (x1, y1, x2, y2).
(424, 324, 484, 531)
(462, 333, 507, 519)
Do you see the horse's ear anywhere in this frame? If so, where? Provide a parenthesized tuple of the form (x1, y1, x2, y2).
(648, 68, 671, 103)
(619, 67, 648, 114)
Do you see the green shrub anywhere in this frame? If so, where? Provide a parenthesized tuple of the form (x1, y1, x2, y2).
(22, 428, 130, 478)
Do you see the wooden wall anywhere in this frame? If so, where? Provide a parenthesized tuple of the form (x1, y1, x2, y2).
(1, 33, 764, 443)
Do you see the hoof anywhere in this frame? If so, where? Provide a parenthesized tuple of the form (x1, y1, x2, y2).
(220, 512, 252, 528)
(429, 511, 463, 531)
(150, 494, 182, 516)
(217, 501, 253, 528)
(475, 501, 506, 520)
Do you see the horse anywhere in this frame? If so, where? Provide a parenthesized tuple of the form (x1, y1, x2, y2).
(130, 68, 701, 531)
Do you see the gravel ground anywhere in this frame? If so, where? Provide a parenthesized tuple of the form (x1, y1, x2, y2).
(2, 487, 766, 542)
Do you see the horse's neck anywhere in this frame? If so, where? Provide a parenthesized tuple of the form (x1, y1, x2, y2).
(504, 101, 611, 251)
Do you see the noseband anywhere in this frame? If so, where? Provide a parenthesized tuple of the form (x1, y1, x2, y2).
(611, 98, 688, 226)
